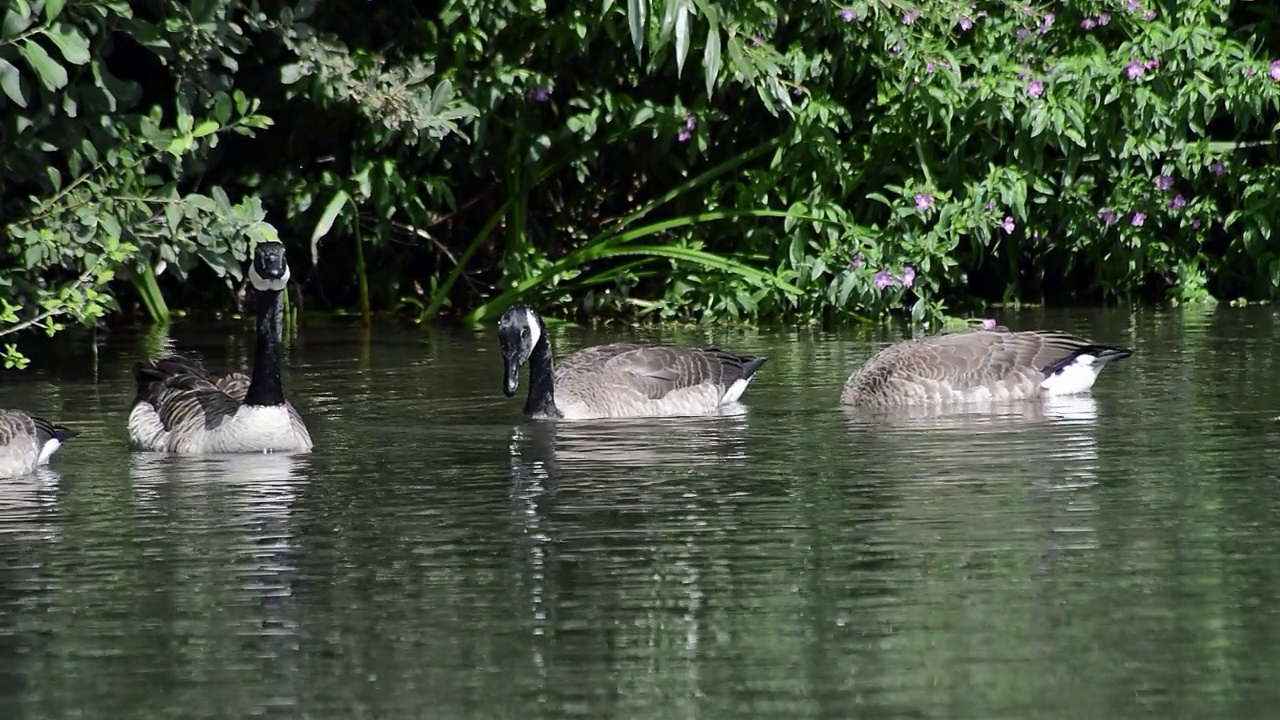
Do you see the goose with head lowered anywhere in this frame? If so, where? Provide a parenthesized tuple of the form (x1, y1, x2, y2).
(498, 305, 768, 420)
(126, 241, 313, 454)
(0, 410, 76, 478)
(842, 325, 1133, 408)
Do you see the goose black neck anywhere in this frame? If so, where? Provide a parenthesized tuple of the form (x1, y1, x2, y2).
(524, 338, 560, 418)
(244, 289, 286, 407)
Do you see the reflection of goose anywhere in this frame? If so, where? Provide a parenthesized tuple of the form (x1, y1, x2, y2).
(842, 394, 1100, 433)
(515, 413, 753, 471)
(0, 467, 61, 541)
(0, 410, 76, 478)
(129, 451, 306, 679)
(842, 327, 1132, 407)
(127, 242, 312, 454)
(497, 306, 766, 420)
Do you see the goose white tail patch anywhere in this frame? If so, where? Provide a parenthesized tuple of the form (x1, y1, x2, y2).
(36, 439, 61, 465)
(720, 377, 754, 404)
(1039, 354, 1102, 396)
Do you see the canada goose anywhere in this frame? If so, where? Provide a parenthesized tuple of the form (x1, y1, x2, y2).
(841, 327, 1133, 408)
(127, 242, 313, 454)
(498, 305, 767, 420)
(0, 410, 76, 478)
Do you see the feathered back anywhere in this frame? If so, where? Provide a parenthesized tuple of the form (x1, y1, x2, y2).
(557, 344, 765, 399)
(843, 328, 1132, 407)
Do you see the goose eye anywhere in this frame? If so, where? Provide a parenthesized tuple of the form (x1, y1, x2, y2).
(521, 328, 529, 339)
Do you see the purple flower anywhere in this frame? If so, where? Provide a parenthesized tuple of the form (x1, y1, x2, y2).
(902, 10, 920, 25)
(914, 193, 934, 211)
(1271, 60, 1280, 81)
(1027, 78, 1044, 98)
(1143, 9, 1156, 20)
(1098, 13, 1111, 25)
(985, 200, 996, 211)
(1000, 216, 1016, 234)
(959, 16, 974, 30)
(1125, 61, 1145, 79)
(1040, 13, 1054, 33)
(839, 7, 855, 22)
(891, 43, 901, 53)
(1080, 17, 1096, 30)
(1016, 27, 1031, 41)
(873, 269, 895, 290)
(526, 86, 551, 102)
(1144, 59, 1160, 70)
(1098, 208, 1118, 226)
(677, 115, 696, 142)
(1191, 218, 1201, 229)
(1131, 212, 1146, 226)
(1155, 174, 1173, 191)
(1169, 194, 1186, 209)
(752, 34, 765, 47)
(926, 61, 936, 73)
(982, 318, 997, 330)
(848, 252, 863, 271)
(1126, 0, 1140, 12)
(1210, 159, 1227, 176)
(900, 266, 916, 288)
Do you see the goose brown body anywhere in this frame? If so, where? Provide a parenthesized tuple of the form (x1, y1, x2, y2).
(842, 327, 1133, 408)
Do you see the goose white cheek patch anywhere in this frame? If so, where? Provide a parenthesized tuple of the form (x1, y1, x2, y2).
(248, 262, 291, 289)
(524, 308, 542, 350)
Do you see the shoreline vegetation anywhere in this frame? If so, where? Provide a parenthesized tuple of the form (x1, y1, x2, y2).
(3, 0, 1280, 369)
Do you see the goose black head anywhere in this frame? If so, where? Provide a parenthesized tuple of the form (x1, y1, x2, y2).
(497, 305, 545, 396)
(248, 242, 291, 292)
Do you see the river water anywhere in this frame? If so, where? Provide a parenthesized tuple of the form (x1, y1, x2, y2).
(2, 306, 1279, 719)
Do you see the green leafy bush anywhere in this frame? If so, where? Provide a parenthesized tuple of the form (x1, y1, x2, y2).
(4, 0, 1280, 365)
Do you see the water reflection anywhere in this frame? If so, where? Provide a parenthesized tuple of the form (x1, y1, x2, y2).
(0, 468, 61, 541)
(7, 309, 1280, 719)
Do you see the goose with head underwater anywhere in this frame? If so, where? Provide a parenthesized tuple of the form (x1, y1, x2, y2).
(126, 241, 313, 454)
(841, 325, 1134, 408)
(0, 410, 76, 478)
(498, 305, 768, 420)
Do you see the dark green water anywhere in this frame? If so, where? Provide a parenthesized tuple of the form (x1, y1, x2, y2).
(3, 306, 1280, 719)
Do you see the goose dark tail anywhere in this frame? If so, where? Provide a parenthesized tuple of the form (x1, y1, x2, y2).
(1080, 344, 1134, 364)
(740, 355, 768, 380)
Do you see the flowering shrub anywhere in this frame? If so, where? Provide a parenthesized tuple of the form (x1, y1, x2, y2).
(761, 0, 1280, 320)
(5, 0, 1280, 353)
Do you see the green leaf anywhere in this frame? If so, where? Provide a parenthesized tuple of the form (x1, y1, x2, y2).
(47, 23, 90, 65)
(17, 38, 67, 91)
(43, 0, 66, 21)
(2, 8, 33, 41)
(703, 25, 721, 98)
(192, 119, 218, 137)
(310, 190, 351, 266)
(674, 1, 689, 77)
(0, 58, 24, 107)
(626, 0, 646, 56)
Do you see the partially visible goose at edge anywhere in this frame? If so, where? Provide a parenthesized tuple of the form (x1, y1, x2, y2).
(0, 410, 76, 478)
(126, 242, 313, 454)
(498, 305, 768, 420)
(841, 325, 1134, 408)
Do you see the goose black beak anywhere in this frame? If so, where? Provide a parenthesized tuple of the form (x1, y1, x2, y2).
(503, 356, 521, 397)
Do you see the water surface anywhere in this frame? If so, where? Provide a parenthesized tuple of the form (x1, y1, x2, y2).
(2, 307, 1280, 719)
